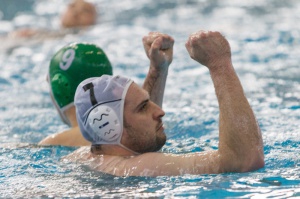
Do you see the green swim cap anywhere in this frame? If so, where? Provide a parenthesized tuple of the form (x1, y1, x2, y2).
(48, 43, 113, 125)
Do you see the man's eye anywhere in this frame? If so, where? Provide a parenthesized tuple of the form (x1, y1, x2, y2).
(140, 103, 147, 112)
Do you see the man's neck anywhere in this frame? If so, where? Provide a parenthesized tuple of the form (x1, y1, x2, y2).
(91, 144, 137, 157)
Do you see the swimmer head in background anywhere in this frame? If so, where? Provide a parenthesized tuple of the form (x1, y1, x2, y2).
(61, 0, 97, 28)
(48, 42, 113, 126)
(74, 75, 138, 154)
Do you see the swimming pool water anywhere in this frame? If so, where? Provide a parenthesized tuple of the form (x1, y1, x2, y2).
(0, 0, 299, 198)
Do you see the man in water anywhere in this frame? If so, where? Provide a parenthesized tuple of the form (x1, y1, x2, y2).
(2, 0, 98, 53)
(64, 30, 265, 177)
(60, 0, 97, 28)
(39, 31, 174, 146)
(9, 0, 97, 38)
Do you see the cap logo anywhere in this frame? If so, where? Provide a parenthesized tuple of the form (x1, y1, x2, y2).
(59, 49, 75, 70)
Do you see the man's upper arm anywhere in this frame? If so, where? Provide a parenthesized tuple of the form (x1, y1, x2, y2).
(115, 151, 222, 177)
(38, 127, 90, 146)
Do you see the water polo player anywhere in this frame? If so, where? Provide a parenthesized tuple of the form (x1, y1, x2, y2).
(39, 43, 113, 146)
(39, 31, 173, 146)
(65, 30, 264, 177)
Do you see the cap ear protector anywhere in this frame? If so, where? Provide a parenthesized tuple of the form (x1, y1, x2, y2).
(50, 73, 73, 106)
(86, 105, 122, 142)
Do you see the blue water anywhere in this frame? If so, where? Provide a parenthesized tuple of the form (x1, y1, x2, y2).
(0, 0, 299, 198)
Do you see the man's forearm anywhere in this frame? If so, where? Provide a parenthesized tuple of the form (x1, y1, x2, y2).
(141, 32, 173, 107)
(209, 62, 264, 172)
(143, 66, 168, 108)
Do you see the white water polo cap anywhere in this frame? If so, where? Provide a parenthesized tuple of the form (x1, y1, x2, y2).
(75, 75, 133, 146)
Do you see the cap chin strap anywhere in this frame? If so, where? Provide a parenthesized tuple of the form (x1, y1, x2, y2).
(58, 103, 74, 126)
(118, 143, 140, 155)
(48, 73, 72, 126)
(49, 89, 72, 126)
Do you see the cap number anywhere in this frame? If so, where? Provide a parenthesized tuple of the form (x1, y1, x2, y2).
(59, 49, 75, 70)
(83, 82, 98, 106)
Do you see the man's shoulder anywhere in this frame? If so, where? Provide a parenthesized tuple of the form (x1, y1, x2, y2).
(38, 127, 90, 146)
(63, 146, 91, 161)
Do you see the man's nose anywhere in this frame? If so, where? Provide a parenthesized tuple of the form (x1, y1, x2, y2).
(153, 103, 165, 119)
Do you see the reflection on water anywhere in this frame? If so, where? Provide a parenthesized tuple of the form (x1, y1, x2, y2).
(0, 0, 299, 198)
